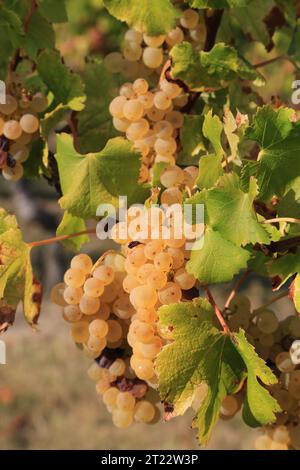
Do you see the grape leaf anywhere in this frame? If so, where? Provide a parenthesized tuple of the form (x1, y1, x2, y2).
(0, 209, 41, 325)
(170, 42, 264, 92)
(37, 0, 68, 23)
(76, 59, 119, 154)
(186, 174, 271, 283)
(37, 49, 86, 111)
(156, 298, 279, 444)
(232, 330, 281, 427)
(187, 229, 250, 284)
(56, 212, 90, 252)
(246, 106, 300, 200)
(25, 10, 55, 58)
(189, 174, 270, 246)
(203, 110, 224, 156)
(197, 154, 224, 189)
(180, 115, 206, 157)
(40, 104, 69, 138)
(55, 134, 150, 218)
(103, 0, 179, 35)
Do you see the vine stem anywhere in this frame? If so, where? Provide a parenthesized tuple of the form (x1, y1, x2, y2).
(254, 55, 284, 68)
(204, 286, 230, 334)
(27, 228, 96, 248)
(263, 217, 300, 225)
(250, 291, 289, 319)
(224, 270, 251, 309)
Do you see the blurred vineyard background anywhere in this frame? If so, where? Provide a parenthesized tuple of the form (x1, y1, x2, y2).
(0, 0, 297, 450)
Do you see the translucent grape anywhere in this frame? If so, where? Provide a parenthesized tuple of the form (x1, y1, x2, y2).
(137, 337, 162, 359)
(19, 114, 39, 134)
(166, 27, 184, 47)
(89, 318, 109, 338)
(142, 47, 163, 69)
(127, 118, 149, 140)
(143, 34, 165, 47)
(165, 110, 184, 128)
(220, 395, 239, 417)
(134, 400, 155, 423)
(256, 310, 279, 334)
(120, 82, 135, 99)
(147, 106, 165, 122)
(124, 29, 143, 44)
(154, 252, 173, 271)
(71, 254, 93, 275)
(174, 268, 196, 290)
(123, 99, 144, 121)
(63, 305, 82, 323)
(130, 285, 158, 309)
(64, 268, 86, 288)
(136, 308, 158, 323)
(123, 41, 142, 61)
(87, 335, 107, 352)
(112, 409, 133, 428)
(113, 293, 135, 319)
(103, 387, 120, 407)
(133, 78, 149, 95)
(63, 286, 83, 305)
(147, 268, 167, 290)
(275, 352, 295, 373)
(130, 320, 155, 342)
(160, 80, 182, 99)
(158, 282, 182, 304)
(0, 95, 18, 114)
(138, 92, 154, 109)
(31, 93, 48, 112)
(109, 358, 126, 377)
(87, 362, 103, 381)
(113, 117, 130, 132)
(2, 163, 24, 181)
(180, 9, 199, 29)
(116, 391, 136, 411)
(154, 91, 171, 111)
(109, 96, 127, 119)
(128, 245, 147, 268)
(84, 278, 104, 297)
(3, 120, 22, 140)
(93, 265, 115, 285)
(79, 294, 100, 315)
(132, 356, 155, 380)
(160, 165, 184, 187)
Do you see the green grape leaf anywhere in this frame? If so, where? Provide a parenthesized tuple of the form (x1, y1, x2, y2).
(203, 110, 224, 156)
(246, 106, 300, 200)
(37, 0, 68, 23)
(157, 299, 279, 444)
(232, 330, 281, 427)
(189, 174, 270, 246)
(25, 10, 55, 58)
(55, 134, 150, 218)
(103, 0, 179, 35)
(186, 174, 271, 284)
(156, 298, 246, 444)
(37, 49, 86, 111)
(223, 108, 239, 160)
(76, 59, 119, 154)
(170, 42, 264, 92)
(56, 212, 90, 252)
(180, 115, 206, 157)
(267, 250, 300, 290)
(197, 154, 224, 189)
(188, 0, 253, 7)
(0, 209, 41, 325)
(187, 229, 250, 284)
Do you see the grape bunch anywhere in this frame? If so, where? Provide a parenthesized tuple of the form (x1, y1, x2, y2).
(0, 89, 47, 181)
(104, 8, 205, 82)
(109, 77, 186, 183)
(218, 294, 300, 450)
(51, 252, 160, 428)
